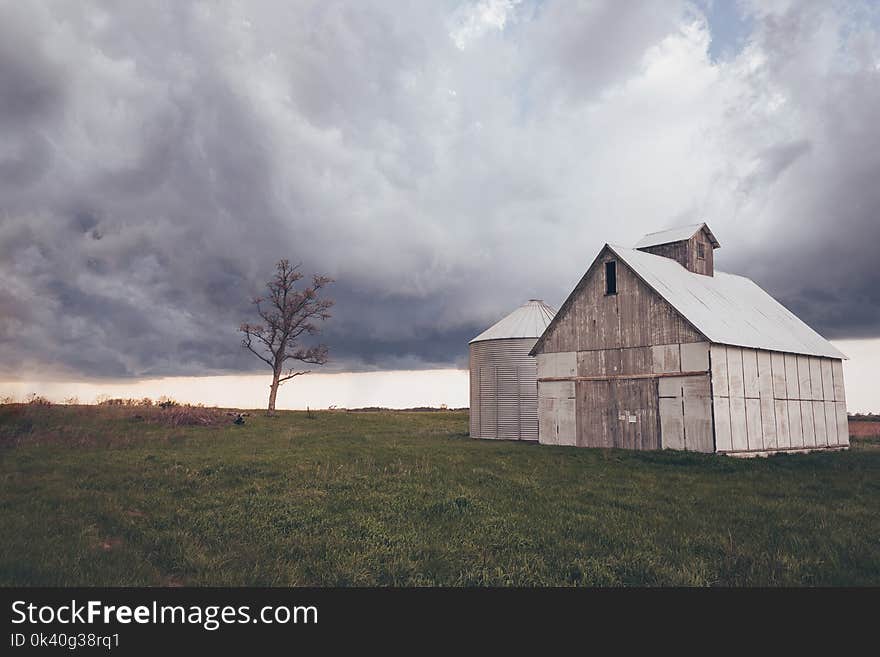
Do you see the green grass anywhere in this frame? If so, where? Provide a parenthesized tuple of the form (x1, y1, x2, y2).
(1, 405, 879, 586)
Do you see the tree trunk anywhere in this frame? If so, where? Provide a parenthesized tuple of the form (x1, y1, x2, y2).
(267, 372, 280, 416)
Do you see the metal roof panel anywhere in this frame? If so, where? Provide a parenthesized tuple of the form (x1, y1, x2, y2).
(470, 300, 557, 343)
(608, 245, 845, 359)
(634, 222, 720, 249)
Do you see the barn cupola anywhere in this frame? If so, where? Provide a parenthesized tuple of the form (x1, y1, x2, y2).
(634, 222, 720, 276)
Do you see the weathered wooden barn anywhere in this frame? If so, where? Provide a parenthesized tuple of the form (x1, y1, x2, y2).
(530, 223, 849, 455)
(469, 299, 556, 441)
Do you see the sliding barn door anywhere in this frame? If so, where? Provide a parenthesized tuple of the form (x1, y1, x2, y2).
(576, 378, 659, 450)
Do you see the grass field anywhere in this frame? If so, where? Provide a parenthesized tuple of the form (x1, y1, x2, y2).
(2, 404, 879, 586)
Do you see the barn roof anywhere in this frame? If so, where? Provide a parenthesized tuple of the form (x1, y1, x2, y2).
(470, 299, 556, 344)
(607, 244, 845, 359)
(634, 222, 721, 249)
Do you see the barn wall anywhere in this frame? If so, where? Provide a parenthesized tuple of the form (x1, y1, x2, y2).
(469, 338, 541, 441)
(710, 345, 848, 453)
(535, 247, 704, 356)
(537, 341, 713, 451)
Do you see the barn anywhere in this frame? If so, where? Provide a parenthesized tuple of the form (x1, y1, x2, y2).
(469, 299, 556, 441)
(530, 223, 849, 455)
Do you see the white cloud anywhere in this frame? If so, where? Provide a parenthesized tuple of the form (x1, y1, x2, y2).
(450, 0, 521, 50)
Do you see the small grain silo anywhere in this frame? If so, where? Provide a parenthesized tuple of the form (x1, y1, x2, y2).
(469, 300, 556, 441)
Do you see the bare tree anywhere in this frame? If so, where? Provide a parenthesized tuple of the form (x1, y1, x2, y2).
(240, 260, 334, 415)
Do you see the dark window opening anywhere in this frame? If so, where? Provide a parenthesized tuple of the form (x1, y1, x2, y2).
(696, 242, 706, 259)
(605, 261, 617, 295)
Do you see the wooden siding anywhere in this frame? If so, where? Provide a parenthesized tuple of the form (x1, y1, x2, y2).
(538, 340, 711, 451)
(535, 351, 577, 379)
(658, 373, 713, 452)
(535, 246, 705, 355)
(638, 226, 715, 276)
(575, 378, 659, 449)
(537, 380, 576, 446)
(709, 345, 848, 453)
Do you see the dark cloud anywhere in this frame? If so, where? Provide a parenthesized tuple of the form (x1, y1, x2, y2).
(0, 0, 878, 379)
(717, 1, 880, 340)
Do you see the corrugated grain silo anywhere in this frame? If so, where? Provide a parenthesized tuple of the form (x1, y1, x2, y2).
(469, 300, 556, 441)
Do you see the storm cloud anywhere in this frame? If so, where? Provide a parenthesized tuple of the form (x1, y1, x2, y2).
(1, 0, 879, 379)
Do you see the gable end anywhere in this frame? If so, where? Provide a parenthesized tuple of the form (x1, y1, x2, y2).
(531, 245, 706, 356)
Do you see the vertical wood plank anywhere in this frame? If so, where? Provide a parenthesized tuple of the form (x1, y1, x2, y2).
(820, 360, 835, 401)
(575, 381, 596, 448)
(713, 396, 732, 452)
(614, 380, 630, 450)
(538, 397, 557, 445)
(557, 398, 577, 446)
(757, 350, 776, 449)
(835, 402, 849, 447)
(784, 354, 800, 399)
(727, 347, 745, 399)
(745, 398, 763, 451)
(797, 355, 812, 400)
(729, 396, 749, 452)
(659, 397, 685, 450)
(683, 393, 713, 453)
(787, 400, 804, 449)
(742, 348, 760, 398)
(809, 358, 823, 401)
(824, 401, 838, 446)
(831, 360, 846, 402)
(711, 345, 728, 397)
(761, 396, 777, 449)
(771, 352, 787, 399)
(813, 401, 827, 446)
(800, 400, 816, 447)
(756, 350, 774, 400)
(774, 399, 791, 449)
(601, 380, 616, 449)
(640, 379, 660, 450)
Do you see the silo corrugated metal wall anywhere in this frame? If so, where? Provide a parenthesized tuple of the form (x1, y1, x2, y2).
(469, 337, 539, 441)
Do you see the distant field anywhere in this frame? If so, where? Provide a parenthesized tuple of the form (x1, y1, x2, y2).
(1, 405, 879, 586)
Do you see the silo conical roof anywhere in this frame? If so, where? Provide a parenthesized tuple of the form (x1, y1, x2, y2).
(469, 299, 557, 344)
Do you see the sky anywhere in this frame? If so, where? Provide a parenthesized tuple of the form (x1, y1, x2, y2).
(1, 0, 879, 410)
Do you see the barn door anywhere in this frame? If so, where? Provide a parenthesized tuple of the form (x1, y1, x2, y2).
(610, 378, 659, 450)
(576, 380, 614, 448)
(575, 378, 659, 449)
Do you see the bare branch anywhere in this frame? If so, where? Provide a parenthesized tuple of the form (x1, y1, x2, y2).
(239, 259, 334, 413)
(277, 370, 311, 384)
(240, 328, 275, 368)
